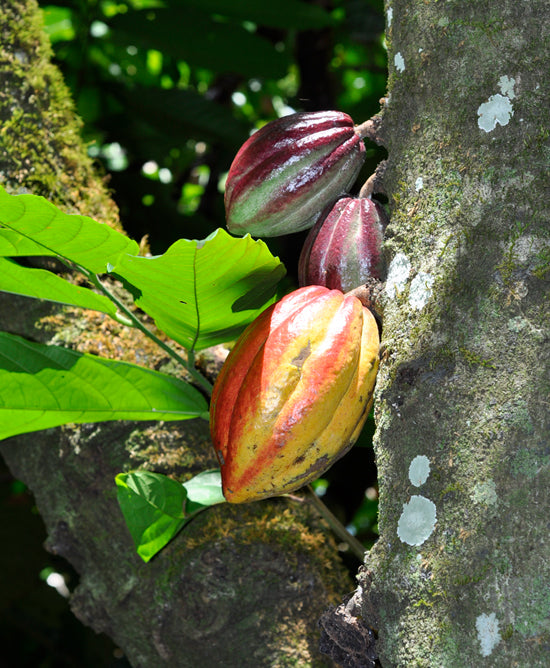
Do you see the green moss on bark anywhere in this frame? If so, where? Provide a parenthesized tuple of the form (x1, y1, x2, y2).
(0, 0, 119, 225)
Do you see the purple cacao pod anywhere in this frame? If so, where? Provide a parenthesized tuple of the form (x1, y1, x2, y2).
(224, 111, 366, 237)
(298, 196, 387, 292)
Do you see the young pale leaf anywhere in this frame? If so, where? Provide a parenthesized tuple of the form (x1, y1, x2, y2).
(115, 471, 187, 562)
(0, 332, 208, 440)
(112, 228, 285, 351)
(116, 469, 225, 562)
(182, 469, 225, 513)
(0, 258, 118, 316)
(0, 186, 139, 273)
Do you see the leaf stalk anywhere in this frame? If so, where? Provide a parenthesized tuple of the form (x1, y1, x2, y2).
(88, 272, 213, 397)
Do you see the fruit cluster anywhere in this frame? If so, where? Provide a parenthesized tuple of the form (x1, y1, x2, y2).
(211, 111, 387, 503)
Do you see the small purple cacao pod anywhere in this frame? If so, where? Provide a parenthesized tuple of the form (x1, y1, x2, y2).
(224, 111, 366, 237)
(298, 196, 387, 292)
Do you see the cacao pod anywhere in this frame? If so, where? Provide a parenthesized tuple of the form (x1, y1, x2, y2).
(298, 196, 388, 293)
(224, 111, 366, 237)
(210, 285, 380, 503)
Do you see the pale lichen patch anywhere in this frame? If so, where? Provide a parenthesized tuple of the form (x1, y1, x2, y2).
(477, 93, 513, 132)
(498, 75, 516, 99)
(386, 253, 411, 298)
(394, 52, 405, 73)
(476, 612, 501, 657)
(409, 455, 430, 487)
(409, 272, 435, 310)
(397, 495, 436, 546)
(471, 480, 498, 506)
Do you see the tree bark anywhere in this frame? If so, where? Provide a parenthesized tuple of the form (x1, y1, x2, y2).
(321, 0, 550, 665)
(0, 3, 352, 666)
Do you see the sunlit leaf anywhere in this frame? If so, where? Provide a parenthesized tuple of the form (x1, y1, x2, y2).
(112, 228, 285, 350)
(0, 258, 118, 316)
(0, 332, 208, 440)
(42, 5, 75, 43)
(0, 186, 139, 273)
(182, 469, 225, 513)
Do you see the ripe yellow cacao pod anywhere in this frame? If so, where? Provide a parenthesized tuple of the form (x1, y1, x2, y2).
(209, 285, 380, 503)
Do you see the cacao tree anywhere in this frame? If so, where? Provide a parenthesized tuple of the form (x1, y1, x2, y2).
(2, 1, 549, 668)
(319, 1, 550, 666)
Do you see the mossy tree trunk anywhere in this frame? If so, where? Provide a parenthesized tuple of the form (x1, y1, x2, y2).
(0, 3, 352, 666)
(321, 1, 550, 666)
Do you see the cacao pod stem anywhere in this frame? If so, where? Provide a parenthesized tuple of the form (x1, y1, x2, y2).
(359, 159, 388, 199)
(306, 485, 366, 561)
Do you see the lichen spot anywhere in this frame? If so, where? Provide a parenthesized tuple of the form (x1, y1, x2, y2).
(397, 495, 436, 546)
(471, 480, 498, 506)
(394, 52, 405, 73)
(409, 272, 434, 310)
(386, 252, 411, 298)
(477, 93, 513, 132)
(415, 176, 423, 191)
(476, 612, 501, 657)
(498, 75, 516, 99)
(387, 7, 393, 28)
(409, 455, 430, 487)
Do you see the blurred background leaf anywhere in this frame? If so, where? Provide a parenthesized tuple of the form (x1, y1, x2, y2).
(40, 0, 387, 263)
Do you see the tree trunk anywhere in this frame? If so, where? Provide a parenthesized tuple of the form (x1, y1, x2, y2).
(321, 0, 550, 665)
(0, 3, 352, 666)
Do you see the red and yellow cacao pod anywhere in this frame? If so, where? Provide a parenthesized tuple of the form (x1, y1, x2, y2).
(209, 285, 380, 503)
(298, 196, 388, 293)
(224, 111, 366, 237)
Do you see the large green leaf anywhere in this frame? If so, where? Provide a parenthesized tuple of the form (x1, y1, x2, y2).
(0, 332, 208, 440)
(116, 469, 225, 562)
(0, 186, 139, 273)
(0, 258, 118, 316)
(109, 8, 289, 79)
(112, 228, 285, 351)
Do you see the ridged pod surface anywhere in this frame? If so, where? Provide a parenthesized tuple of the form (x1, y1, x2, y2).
(210, 285, 380, 503)
(224, 111, 366, 237)
(298, 196, 387, 293)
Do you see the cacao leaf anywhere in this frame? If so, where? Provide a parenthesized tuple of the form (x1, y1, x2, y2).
(0, 186, 139, 273)
(110, 228, 286, 351)
(0, 332, 208, 440)
(115, 471, 187, 563)
(0, 258, 118, 317)
(116, 469, 225, 561)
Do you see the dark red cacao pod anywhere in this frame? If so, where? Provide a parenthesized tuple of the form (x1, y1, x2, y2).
(224, 111, 366, 237)
(298, 196, 388, 293)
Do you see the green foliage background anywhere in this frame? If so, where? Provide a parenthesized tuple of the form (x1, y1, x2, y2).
(42, 0, 387, 264)
(1, 1, 387, 665)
